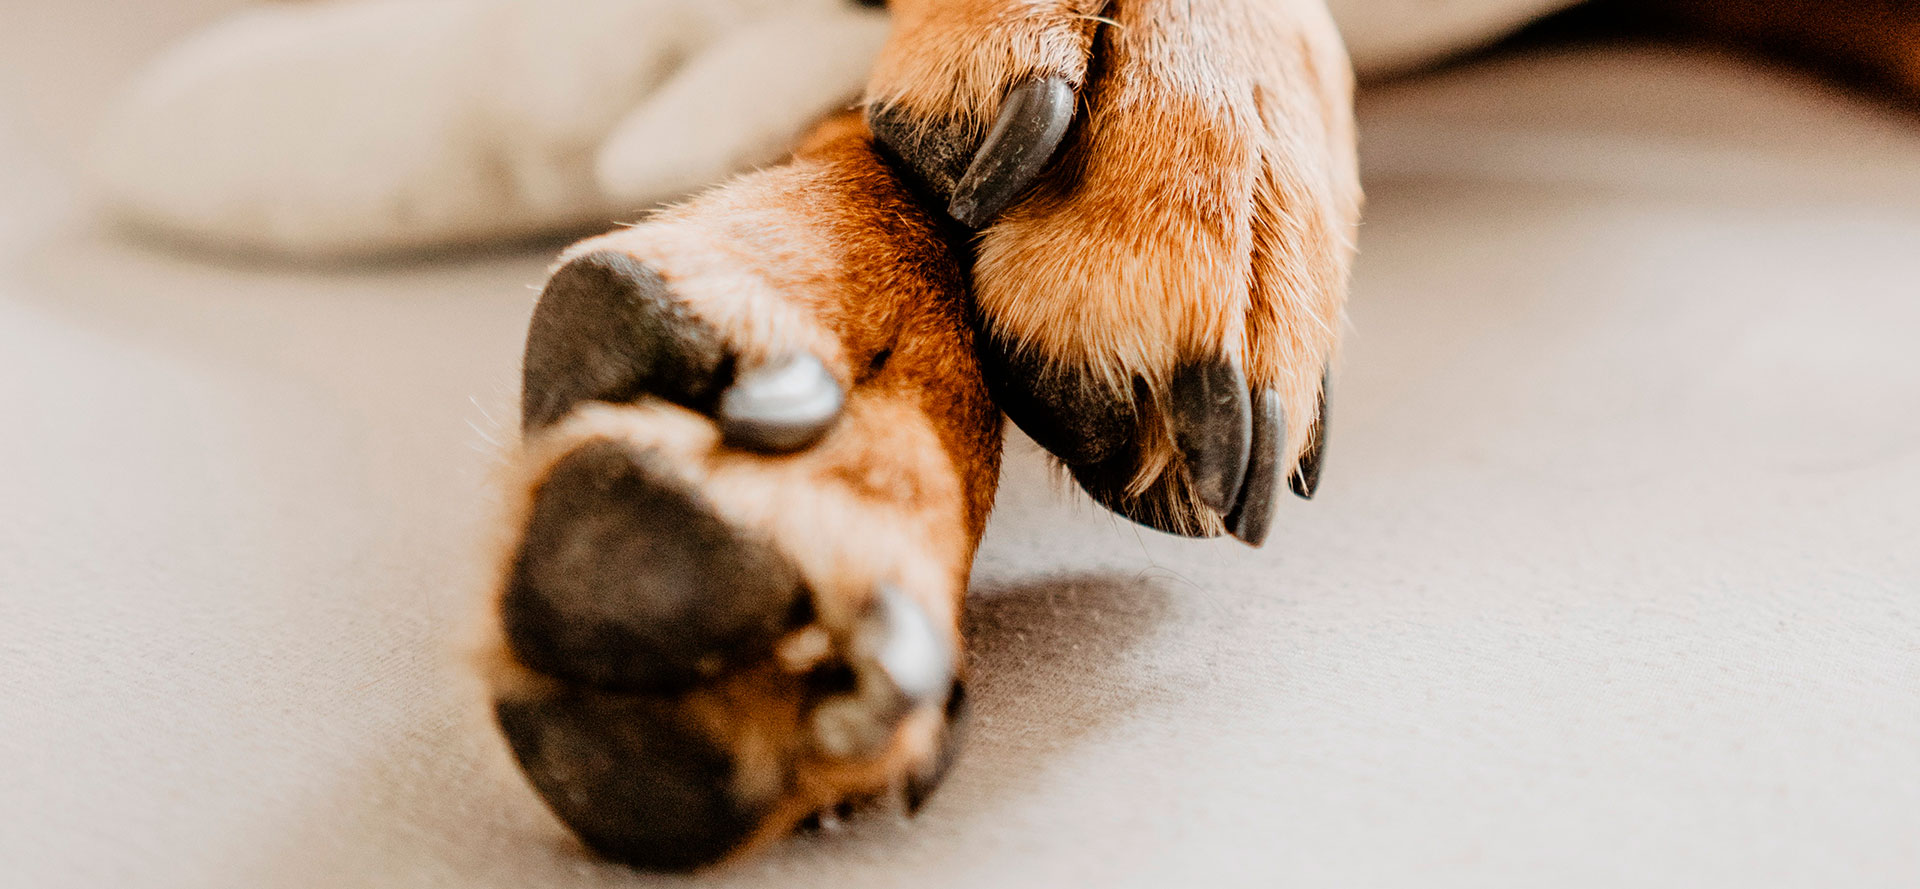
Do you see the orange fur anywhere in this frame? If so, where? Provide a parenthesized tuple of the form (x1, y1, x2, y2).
(480, 115, 1000, 866)
(870, 0, 1361, 533)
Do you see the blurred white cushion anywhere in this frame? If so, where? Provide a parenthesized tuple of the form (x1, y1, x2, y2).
(88, 0, 883, 257)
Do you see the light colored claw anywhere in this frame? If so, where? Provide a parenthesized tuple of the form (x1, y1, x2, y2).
(808, 585, 955, 760)
(860, 583, 953, 705)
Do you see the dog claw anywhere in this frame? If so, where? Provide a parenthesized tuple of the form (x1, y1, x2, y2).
(718, 353, 844, 454)
(862, 584, 953, 706)
(1289, 383, 1327, 500)
(870, 77, 1075, 228)
(1225, 388, 1285, 547)
(904, 680, 970, 816)
(1168, 358, 1253, 515)
(811, 585, 954, 761)
(947, 77, 1075, 228)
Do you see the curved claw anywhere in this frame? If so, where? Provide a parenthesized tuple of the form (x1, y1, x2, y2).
(1225, 388, 1286, 547)
(905, 680, 970, 816)
(868, 76, 1076, 228)
(810, 585, 956, 761)
(947, 77, 1076, 228)
(1288, 381, 1327, 500)
(1168, 357, 1253, 514)
(718, 353, 845, 454)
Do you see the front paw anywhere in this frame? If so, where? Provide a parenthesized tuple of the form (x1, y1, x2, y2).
(866, 0, 1361, 543)
(480, 121, 999, 870)
(493, 417, 967, 869)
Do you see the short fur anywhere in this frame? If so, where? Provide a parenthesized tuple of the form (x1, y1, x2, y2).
(475, 0, 1920, 868)
(868, 0, 1361, 534)
(479, 115, 1001, 867)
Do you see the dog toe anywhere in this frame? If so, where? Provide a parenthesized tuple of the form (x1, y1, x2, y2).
(493, 689, 773, 871)
(870, 76, 1075, 228)
(977, 333, 1138, 466)
(501, 440, 806, 694)
(521, 251, 729, 433)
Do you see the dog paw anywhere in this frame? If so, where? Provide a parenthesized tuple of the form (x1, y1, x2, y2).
(866, 0, 1361, 543)
(480, 118, 1000, 870)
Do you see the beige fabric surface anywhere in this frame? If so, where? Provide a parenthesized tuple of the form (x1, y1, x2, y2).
(4, 6, 1919, 888)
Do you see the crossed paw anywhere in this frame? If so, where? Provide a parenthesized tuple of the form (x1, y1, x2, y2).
(103, 0, 1365, 871)
(869, 0, 1359, 540)
(483, 116, 995, 869)
(476, 0, 1359, 869)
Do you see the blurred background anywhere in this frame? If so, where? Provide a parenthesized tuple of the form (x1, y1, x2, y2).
(2, 2, 1917, 887)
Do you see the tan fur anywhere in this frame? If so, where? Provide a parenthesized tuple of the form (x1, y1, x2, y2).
(479, 115, 1001, 861)
(867, 0, 1108, 128)
(869, 0, 1362, 510)
(468, 0, 1920, 865)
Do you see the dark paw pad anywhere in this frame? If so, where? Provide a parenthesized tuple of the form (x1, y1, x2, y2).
(521, 251, 729, 433)
(502, 441, 806, 693)
(494, 690, 771, 871)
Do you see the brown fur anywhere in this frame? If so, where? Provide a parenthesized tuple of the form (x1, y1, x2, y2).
(469, 0, 1920, 865)
(869, 0, 1361, 530)
(479, 114, 1001, 862)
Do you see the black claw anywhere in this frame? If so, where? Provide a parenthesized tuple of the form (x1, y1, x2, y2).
(717, 353, 844, 454)
(1167, 358, 1253, 515)
(869, 77, 1076, 228)
(1289, 382, 1327, 500)
(905, 680, 970, 816)
(1225, 389, 1286, 547)
(495, 691, 770, 871)
(501, 441, 805, 693)
(947, 77, 1076, 228)
(521, 251, 728, 432)
(977, 332, 1136, 466)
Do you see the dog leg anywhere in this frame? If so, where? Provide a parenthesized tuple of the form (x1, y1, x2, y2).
(479, 115, 999, 870)
(866, 0, 1361, 542)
